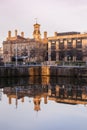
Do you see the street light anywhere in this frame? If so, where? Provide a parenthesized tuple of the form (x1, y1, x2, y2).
(15, 42, 18, 66)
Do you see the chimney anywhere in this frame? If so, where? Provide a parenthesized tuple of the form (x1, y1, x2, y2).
(8, 31, 11, 38)
(21, 32, 24, 37)
(54, 32, 57, 36)
(44, 31, 47, 39)
(15, 30, 17, 37)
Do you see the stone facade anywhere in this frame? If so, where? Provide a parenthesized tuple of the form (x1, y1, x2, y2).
(3, 37, 47, 63)
(48, 32, 87, 62)
(3, 23, 48, 64)
(0, 47, 3, 63)
(2, 23, 87, 64)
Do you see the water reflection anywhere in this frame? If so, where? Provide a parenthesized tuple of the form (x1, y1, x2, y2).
(0, 76, 87, 111)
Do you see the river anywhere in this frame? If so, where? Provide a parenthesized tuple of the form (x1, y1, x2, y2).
(0, 76, 87, 130)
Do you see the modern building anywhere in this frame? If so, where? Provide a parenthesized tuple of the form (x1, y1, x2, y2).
(48, 32, 87, 63)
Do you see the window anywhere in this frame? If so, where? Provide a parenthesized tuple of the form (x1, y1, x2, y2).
(59, 51, 65, 60)
(45, 52, 48, 61)
(59, 42, 64, 49)
(76, 50, 82, 60)
(67, 42, 72, 49)
(67, 51, 73, 61)
(51, 51, 56, 61)
(76, 41, 82, 48)
(51, 42, 56, 50)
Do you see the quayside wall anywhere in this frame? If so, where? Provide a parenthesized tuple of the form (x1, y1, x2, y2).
(0, 66, 87, 77)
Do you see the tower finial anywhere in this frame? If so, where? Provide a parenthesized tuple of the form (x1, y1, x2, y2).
(35, 18, 37, 24)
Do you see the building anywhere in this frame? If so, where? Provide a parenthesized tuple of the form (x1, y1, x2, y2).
(48, 32, 87, 63)
(3, 23, 48, 64)
(3, 22, 87, 64)
(0, 47, 3, 64)
(3, 83, 87, 110)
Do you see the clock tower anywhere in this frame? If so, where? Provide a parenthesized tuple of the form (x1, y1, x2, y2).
(33, 22, 41, 40)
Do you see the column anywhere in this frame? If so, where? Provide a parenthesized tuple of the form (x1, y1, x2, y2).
(72, 40, 76, 62)
(48, 41, 51, 62)
(56, 40, 59, 61)
(64, 40, 67, 61)
(82, 39, 87, 61)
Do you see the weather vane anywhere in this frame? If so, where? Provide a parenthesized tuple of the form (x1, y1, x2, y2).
(35, 18, 38, 24)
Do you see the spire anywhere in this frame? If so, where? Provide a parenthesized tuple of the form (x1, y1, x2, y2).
(33, 97, 41, 111)
(35, 18, 38, 24)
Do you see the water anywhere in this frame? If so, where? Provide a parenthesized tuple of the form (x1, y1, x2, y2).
(0, 77, 87, 130)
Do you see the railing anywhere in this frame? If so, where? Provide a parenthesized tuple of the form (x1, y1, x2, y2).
(0, 61, 87, 68)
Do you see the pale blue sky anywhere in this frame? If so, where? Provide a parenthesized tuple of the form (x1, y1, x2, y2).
(0, 0, 87, 46)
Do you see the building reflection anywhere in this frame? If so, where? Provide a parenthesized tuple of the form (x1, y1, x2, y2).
(1, 76, 87, 111)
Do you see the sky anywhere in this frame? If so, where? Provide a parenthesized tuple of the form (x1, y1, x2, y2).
(0, 0, 87, 46)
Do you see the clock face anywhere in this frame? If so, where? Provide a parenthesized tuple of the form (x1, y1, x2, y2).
(35, 27, 38, 31)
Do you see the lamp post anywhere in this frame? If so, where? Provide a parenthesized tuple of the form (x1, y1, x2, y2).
(15, 42, 18, 66)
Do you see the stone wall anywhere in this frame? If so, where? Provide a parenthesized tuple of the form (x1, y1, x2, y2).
(0, 66, 87, 77)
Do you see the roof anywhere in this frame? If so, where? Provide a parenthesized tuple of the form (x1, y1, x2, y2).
(57, 32, 80, 36)
(17, 35, 27, 40)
